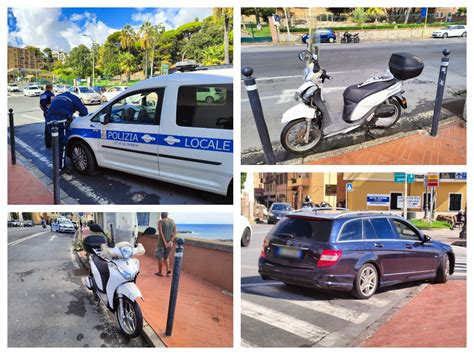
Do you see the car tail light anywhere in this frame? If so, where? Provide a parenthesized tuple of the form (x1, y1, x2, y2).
(260, 239, 270, 258)
(317, 250, 342, 267)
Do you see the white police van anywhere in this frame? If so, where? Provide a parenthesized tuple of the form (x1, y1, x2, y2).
(66, 69, 233, 197)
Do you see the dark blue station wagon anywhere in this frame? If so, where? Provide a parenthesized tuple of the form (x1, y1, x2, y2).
(259, 211, 455, 299)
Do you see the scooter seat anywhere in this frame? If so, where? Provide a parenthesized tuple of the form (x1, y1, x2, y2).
(91, 254, 110, 292)
(343, 78, 397, 103)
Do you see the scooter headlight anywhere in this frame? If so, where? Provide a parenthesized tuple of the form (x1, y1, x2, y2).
(111, 261, 139, 281)
(119, 245, 134, 259)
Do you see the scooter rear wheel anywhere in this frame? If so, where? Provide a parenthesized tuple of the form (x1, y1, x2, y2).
(281, 118, 322, 154)
(373, 98, 401, 128)
(116, 297, 143, 338)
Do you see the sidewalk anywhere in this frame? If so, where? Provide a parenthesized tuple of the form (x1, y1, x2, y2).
(8, 151, 55, 204)
(362, 280, 466, 347)
(305, 119, 466, 165)
(78, 228, 233, 348)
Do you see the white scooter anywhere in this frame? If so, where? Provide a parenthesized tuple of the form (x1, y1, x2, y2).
(82, 223, 155, 338)
(280, 49, 424, 154)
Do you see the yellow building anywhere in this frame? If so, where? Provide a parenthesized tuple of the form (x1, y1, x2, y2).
(342, 173, 466, 215)
(256, 173, 339, 209)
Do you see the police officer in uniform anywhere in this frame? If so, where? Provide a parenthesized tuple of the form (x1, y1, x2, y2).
(40, 84, 55, 148)
(46, 91, 88, 171)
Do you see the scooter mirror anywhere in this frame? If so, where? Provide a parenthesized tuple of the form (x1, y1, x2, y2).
(298, 50, 312, 62)
(89, 223, 105, 234)
(143, 227, 156, 235)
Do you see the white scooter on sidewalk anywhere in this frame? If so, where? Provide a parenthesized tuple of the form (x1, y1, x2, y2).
(82, 223, 155, 338)
(280, 48, 424, 154)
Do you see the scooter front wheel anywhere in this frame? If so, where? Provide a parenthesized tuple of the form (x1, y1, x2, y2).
(116, 297, 143, 338)
(281, 119, 322, 154)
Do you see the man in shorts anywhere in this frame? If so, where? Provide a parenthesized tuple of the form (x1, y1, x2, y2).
(155, 212, 176, 277)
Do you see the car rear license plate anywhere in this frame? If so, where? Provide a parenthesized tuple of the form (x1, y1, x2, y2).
(276, 246, 303, 259)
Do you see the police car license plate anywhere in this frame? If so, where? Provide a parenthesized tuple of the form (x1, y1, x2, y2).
(275, 246, 303, 259)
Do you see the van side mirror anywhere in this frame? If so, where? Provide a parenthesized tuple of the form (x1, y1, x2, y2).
(99, 113, 110, 125)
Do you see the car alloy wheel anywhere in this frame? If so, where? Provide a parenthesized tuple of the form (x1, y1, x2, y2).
(71, 146, 89, 172)
(359, 265, 377, 297)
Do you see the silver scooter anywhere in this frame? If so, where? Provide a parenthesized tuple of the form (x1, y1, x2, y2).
(280, 49, 424, 154)
(82, 223, 155, 338)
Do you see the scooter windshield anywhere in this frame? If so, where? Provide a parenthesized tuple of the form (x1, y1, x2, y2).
(104, 212, 138, 244)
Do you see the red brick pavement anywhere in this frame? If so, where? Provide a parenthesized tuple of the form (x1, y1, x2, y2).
(8, 151, 55, 204)
(306, 119, 466, 165)
(362, 280, 466, 347)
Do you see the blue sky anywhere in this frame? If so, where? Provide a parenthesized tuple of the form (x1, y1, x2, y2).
(8, 7, 212, 51)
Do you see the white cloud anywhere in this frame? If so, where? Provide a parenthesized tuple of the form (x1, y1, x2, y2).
(131, 8, 213, 30)
(9, 8, 117, 52)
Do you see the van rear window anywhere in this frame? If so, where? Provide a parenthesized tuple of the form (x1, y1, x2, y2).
(272, 217, 332, 242)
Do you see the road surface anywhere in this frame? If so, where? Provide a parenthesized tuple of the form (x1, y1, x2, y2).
(8, 226, 148, 347)
(241, 38, 466, 161)
(241, 223, 466, 347)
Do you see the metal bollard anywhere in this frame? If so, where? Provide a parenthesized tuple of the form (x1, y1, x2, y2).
(241, 67, 276, 165)
(431, 49, 451, 137)
(51, 126, 60, 205)
(165, 237, 185, 336)
(9, 109, 16, 165)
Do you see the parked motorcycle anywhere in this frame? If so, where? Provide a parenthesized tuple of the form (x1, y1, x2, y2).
(82, 222, 156, 338)
(341, 31, 360, 43)
(280, 49, 424, 153)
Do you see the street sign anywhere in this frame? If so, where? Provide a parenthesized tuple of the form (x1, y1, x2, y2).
(397, 196, 422, 209)
(367, 194, 390, 207)
(425, 173, 440, 187)
(421, 8, 427, 17)
(346, 183, 353, 192)
(79, 212, 84, 217)
(394, 172, 415, 183)
(455, 172, 467, 180)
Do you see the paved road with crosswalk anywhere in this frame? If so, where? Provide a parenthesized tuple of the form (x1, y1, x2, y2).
(241, 224, 466, 347)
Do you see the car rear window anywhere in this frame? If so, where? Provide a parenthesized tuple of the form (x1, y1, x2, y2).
(272, 217, 332, 242)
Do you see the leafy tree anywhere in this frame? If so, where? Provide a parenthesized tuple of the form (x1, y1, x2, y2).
(66, 44, 91, 78)
(138, 21, 155, 77)
(97, 42, 121, 78)
(351, 8, 368, 25)
(202, 45, 224, 65)
(43, 48, 54, 63)
(242, 7, 276, 24)
(365, 7, 386, 23)
(241, 173, 247, 190)
(326, 8, 353, 16)
(119, 52, 135, 81)
(213, 8, 233, 65)
(176, 21, 202, 40)
(120, 24, 137, 53)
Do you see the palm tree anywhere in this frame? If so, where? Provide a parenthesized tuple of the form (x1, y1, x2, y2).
(119, 52, 135, 82)
(213, 8, 233, 64)
(138, 21, 155, 78)
(149, 23, 165, 77)
(365, 7, 386, 23)
(119, 24, 136, 53)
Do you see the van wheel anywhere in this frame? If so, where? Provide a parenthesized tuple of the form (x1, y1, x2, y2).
(352, 264, 378, 299)
(435, 254, 449, 283)
(70, 141, 97, 174)
(241, 227, 251, 247)
(206, 96, 214, 104)
(226, 180, 233, 201)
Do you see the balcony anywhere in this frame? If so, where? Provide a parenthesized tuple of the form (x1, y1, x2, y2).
(288, 176, 310, 188)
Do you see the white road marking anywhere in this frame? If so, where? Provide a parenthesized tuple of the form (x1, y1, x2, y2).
(241, 339, 257, 348)
(241, 299, 330, 342)
(13, 136, 110, 204)
(241, 87, 345, 103)
(22, 114, 44, 122)
(8, 231, 49, 246)
(245, 284, 370, 324)
(49, 235, 57, 241)
(252, 70, 364, 83)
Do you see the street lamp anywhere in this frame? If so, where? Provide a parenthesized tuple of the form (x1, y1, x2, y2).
(83, 34, 96, 87)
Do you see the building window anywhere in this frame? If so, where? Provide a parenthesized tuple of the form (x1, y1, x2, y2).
(137, 213, 150, 226)
(449, 193, 462, 211)
(390, 192, 402, 210)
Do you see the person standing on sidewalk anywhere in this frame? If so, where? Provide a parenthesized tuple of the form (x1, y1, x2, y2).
(155, 212, 176, 277)
(40, 84, 55, 148)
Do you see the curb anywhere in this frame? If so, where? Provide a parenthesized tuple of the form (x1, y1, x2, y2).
(11, 148, 78, 205)
(73, 230, 166, 348)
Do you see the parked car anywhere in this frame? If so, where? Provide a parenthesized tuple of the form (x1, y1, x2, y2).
(68, 86, 101, 105)
(259, 211, 455, 299)
(268, 202, 293, 224)
(432, 25, 467, 38)
(24, 220, 34, 227)
(54, 85, 71, 94)
(100, 86, 128, 103)
(196, 87, 225, 104)
(7, 83, 20, 92)
(10, 219, 23, 227)
(240, 215, 252, 247)
(51, 218, 76, 233)
(312, 28, 337, 43)
(23, 85, 42, 97)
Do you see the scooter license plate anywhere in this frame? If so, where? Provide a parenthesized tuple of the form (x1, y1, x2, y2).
(275, 246, 303, 259)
